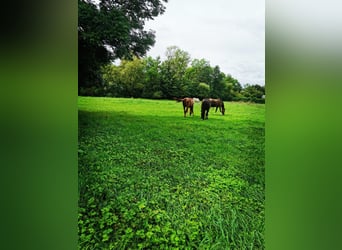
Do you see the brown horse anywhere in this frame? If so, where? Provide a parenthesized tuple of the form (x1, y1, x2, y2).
(208, 98, 225, 115)
(176, 97, 194, 117)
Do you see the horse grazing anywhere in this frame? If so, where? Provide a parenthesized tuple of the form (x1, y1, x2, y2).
(208, 98, 225, 115)
(201, 99, 211, 120)
(176, 97, 194, 117)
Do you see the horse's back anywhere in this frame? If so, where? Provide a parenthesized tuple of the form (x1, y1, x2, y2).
(183, 97, 194, 107)
(202, 98, 210, 104)
(209, 98, 222, 106)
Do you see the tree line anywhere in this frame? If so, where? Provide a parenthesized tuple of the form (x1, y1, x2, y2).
(80, 46, 265, 103)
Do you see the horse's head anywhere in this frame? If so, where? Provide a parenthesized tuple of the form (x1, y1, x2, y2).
(221, 102, 225, 115)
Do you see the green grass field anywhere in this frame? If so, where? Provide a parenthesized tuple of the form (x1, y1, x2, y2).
(78, 97, 265, 249)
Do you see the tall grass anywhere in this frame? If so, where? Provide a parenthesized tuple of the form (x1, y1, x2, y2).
(78, 97, 265, 249)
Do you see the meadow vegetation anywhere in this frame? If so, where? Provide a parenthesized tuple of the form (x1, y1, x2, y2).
(78, 97, 265, 249)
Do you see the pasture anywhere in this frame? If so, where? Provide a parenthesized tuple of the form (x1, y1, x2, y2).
(78, 97, 265, 249)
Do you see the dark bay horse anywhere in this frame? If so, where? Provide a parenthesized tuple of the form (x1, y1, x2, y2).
(201, 99, 211, 120)
(208, 98, 225, 115)
(176, 97, 194, 117)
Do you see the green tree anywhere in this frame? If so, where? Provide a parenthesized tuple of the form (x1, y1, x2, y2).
(185, 59, 213, 97)
(197, 82, 210, 99)
(119, 57, 145, 97)
(221, 82, 233, 101)
(142, 56, 163, 98)
(210, 66, 226, 98)
(190, 59, 213, 84)
(224, 74, 242, 101)
(78, 0, 168, 92)
(160, 46, 191, 98)
(101, 64, 122, 97)
(241, 84, 265, 103)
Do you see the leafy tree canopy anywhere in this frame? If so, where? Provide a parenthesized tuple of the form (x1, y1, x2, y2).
(78, 0, 168, 89)
(160, 46, 191, 98)
(81, 45, 265, 103)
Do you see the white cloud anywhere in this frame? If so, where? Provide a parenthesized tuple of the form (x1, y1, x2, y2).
(145, 0, 265, 86)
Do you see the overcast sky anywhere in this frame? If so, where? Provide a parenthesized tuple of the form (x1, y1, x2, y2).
(144, 0, 265, 86)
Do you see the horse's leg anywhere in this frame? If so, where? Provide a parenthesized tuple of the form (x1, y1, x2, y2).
(215, 106, 218, 113)
(190, 106, 194, 116)
(183, 102, 187, 117)
(184, 107, 188, 117)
